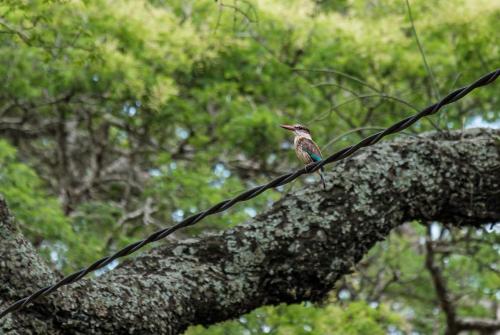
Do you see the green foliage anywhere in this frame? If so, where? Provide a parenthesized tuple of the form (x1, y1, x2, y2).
(0, 140, 120, 270)
(0, 140, 68, 238)
(187, 301, 405, 335)
(0, 140, 74, 266)
(0, 0, 498, 333)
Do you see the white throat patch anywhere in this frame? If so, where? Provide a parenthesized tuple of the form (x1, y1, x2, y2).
(294, 130, 311, 139)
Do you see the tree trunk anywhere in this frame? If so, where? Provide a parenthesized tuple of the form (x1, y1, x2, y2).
(1, 128, 499, 334)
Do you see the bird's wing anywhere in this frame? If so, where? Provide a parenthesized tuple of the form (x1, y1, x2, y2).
(297, 137, 323, 163)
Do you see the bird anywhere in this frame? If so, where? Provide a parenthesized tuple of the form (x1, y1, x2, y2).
(280, 124, 326, 189)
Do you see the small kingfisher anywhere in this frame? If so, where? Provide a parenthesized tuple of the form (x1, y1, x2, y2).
(281, 124, 326, 189)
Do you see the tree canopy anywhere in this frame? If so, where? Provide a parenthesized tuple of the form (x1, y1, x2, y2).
(0, 0, 498, 334)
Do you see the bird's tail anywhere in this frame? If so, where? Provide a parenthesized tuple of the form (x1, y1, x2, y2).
(318, 167, 326, 190)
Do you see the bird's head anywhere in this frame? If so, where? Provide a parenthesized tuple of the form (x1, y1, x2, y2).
(280, 124, 311, 137)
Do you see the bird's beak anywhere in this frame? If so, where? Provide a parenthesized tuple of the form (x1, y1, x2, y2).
(280, 124, 294, 131)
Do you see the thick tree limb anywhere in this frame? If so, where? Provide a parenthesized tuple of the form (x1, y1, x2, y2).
(1, 128, 499, 334)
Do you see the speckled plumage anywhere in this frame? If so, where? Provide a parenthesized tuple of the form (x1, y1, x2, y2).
(281, 124, 326, 189)
(294, 136, 323, 165)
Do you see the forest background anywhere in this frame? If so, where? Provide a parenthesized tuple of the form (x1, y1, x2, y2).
(0, 0, 499, 334)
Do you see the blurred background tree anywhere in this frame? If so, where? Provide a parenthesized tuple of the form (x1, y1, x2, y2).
(0, 0, 498, 333)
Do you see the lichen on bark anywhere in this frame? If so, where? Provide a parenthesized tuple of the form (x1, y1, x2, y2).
(1, 128, 499, 334)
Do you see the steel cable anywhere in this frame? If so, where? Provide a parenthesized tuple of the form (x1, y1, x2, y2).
(0, 68, 498, 319)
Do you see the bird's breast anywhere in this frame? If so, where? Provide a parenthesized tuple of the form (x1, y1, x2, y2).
(294, 136, 313, 164)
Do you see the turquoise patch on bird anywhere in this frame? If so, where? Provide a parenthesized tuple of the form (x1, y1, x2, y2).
(305, 149, 322, 162)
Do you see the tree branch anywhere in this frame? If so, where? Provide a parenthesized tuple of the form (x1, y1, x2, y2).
(456, 318, 500, 333)
(1, 128, 499, 334)
(425, 225, 500, 335)
(425, 227, 459, 335)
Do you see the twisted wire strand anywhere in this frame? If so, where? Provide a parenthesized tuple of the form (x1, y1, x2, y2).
(1, 68, 498, 319)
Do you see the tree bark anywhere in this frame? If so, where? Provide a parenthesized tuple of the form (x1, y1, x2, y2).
(1, 128, 499, 334)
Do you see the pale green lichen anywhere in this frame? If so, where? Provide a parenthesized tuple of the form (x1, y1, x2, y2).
(2, 130, 499, 334)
